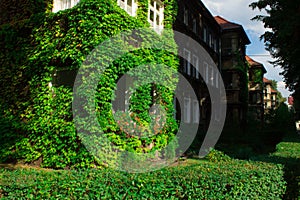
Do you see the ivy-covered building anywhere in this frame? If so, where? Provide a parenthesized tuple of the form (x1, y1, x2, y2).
(0, 0, 182, 169)
(1, 0, 273, 168)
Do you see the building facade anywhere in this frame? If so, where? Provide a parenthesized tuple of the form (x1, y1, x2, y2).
(246, 55, 266, 123)
(215, 16, 250, 128)
(263, 77, 278, 110)
(173, 0, 222, 131)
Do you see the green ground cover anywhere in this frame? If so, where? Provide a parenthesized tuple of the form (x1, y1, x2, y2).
(0, 150, 286, 199)
(253, 132, 300, 199)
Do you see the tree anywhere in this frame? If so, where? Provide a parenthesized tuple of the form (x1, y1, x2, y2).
(270, 79, 286, 104)
(250, 0, 300, 102)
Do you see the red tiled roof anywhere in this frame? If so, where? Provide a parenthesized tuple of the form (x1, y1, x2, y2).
(214, 16, 241, 30)
(246, 55, 267, 73)
(246, 55, 261, 66)
(271, 89, 277, 93)
(263, 77, 272, 83)
(214, 16, 251, 45)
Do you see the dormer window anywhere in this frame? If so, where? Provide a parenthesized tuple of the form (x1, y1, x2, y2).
(117, 0, 138, 17)
(52, 0, 80, 12)
(148, 0, 164, 34)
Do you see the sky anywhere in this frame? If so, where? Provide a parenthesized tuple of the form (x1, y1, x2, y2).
(201, 0, 292, 99)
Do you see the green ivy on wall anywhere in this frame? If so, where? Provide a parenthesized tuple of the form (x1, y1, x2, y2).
(0, 0, 179, 169)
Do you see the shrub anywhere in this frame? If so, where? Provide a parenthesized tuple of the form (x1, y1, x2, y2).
(0, 159, 286, 199)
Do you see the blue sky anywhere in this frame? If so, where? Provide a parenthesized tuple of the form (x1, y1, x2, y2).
(201, 0, 291, 98)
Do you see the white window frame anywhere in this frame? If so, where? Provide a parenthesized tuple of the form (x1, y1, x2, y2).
(193, 100, 199, 123)
(117, 0, 138, 17)
(183, 48, 191, 75)
(148, 0, 164, 34)
(52, 0, 80, 12)
(192, 54, 199, 79)
(184, 97, 191, 123)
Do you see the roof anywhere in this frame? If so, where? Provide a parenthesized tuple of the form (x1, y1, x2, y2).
(263, 77, 272, 84)
(214, 16, 241, 30)
(263, 78, 278, 94)
(246, 55, 267, 73)
(271, 89, 277, 94)
(214, 16, 251, 45)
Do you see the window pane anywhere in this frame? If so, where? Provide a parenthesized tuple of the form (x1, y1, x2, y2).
(151, 0, 155, 7)
(156, 14, 160, 25)
(150, 10, 154, 22)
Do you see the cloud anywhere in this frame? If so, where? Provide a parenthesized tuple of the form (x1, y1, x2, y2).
(202, 0, 266, 36)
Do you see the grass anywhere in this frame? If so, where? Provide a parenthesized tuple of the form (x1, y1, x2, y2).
(259, 132, 300, 200)
(0, 150, 287, 199)
(1, 132, 298, 199)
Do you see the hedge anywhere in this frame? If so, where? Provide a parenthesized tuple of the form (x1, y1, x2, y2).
(0, 158, 286, 199)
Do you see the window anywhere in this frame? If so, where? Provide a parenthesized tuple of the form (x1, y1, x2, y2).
(199, 14, 202, 29)
(193, 100, 199, 123)
(192, 55, 199, 79)
(183, 48, 191, 75)
(184, 97, 191, 123)
(117, 0, 138, 16)
(203, 27, 207, 43)
(192, 18, 197, 33)
(209, 66, 214, 86)
(203, 62, 208, 82)
(148, 0, 164, 33)
(231, 38, 238, 51)
(214, 38, 218, 52)
(184, 7, 189, 25)
(266, 86, 271, 94)
(209, 33, 213, 48)
(52, 0, 80, 12)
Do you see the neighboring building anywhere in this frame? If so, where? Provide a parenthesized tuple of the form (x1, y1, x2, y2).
(246, 55, 266, 123)
(263, 77, 278, 110)
(174, 0, 221, 130)
(215, 16, 250, 127)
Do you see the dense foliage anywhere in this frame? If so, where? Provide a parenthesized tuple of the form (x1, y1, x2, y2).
(0, 0, 179, 169)
(250, 0, 300, 113)
(0, 155, 286, 199)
